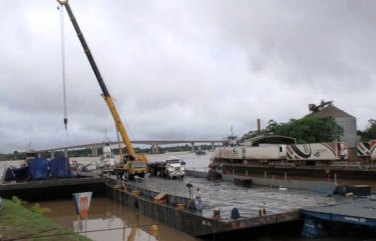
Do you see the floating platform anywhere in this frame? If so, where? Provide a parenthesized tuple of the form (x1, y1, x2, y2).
(222, 163, 376, 180)
(0, 177, 107, 200)
(105, 172, 343, 238)
(303, 198, 376, 226)
(106, 179, 301, 238)
(302, 198, 376, 237)
(1, 169, 363, 238)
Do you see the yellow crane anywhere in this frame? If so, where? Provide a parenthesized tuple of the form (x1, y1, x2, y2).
(57, 0, 148, 179)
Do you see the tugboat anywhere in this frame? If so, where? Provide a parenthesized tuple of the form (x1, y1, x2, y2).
(207, 168, 222, 181)
(207, 159, 223, 181)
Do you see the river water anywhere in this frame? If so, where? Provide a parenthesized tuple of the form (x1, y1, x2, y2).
(1, 152, 376, 241)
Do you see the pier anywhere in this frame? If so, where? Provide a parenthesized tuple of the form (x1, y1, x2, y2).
(0, 177, 106, 200)
(103, 171, 347, 238)
(106, 178, 301, 238)
(302, 198, 376, 237)
(1, 169, 374, 239)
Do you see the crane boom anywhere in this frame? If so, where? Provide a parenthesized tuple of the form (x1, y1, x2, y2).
(57, 0, 147, 173)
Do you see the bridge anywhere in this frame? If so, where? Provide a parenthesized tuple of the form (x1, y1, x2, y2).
(32, 139, 225, 158)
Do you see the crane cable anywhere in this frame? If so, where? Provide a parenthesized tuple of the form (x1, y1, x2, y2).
(59, 4, 68, 130)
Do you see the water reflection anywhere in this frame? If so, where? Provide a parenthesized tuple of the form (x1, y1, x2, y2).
(38, 197, 201, 241)
(35, 196, 375, 241)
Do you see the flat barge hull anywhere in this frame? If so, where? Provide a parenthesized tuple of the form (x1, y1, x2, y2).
(222, 164, 376, 180)
(106, 180, 301, 237)
(0, 177, 107, 200)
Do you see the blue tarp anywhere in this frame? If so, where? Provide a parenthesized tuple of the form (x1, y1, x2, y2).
(49, 157, 72, 178)
(13, 166, 28, 180)
(27, 158, 49, 180)
(3, 166, 28, 181)
(3, 167, 15, 181)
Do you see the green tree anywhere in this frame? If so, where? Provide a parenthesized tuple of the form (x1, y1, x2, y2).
(248, 116, 343, 143)
(242, 130, 265, 140)
(359, 119, 376, 141)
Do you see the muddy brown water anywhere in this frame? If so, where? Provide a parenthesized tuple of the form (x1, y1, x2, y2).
(34, 197, 200, 241)
(33, 197, 375, 241)
(2, 152, 376, 240)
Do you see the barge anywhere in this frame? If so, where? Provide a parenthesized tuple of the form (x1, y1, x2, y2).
(211, 134, 376, 181)
(106, 177, 302, 238)
(0, 169, 372, 239)
(0, 176, 106, 201)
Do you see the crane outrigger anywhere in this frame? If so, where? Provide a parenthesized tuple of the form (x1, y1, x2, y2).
(57, 0, 148, 179)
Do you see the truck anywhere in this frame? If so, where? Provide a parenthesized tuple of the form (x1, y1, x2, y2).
(213, 140, 348, 166)
(57, 0, 148, 179)
(148, 158, 185, 179)
(357, 140, 376, 162)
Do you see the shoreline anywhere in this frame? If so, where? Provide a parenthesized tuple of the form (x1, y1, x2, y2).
(0, 198, 91, 241)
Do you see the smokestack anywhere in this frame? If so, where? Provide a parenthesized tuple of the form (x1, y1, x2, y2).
(257, 118, 261, 131)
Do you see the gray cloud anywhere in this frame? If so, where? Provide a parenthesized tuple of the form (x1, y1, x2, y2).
(1, 0, 376, 153)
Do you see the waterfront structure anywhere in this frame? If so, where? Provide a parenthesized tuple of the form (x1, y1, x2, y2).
(302, 197, 376, 237)
(309, 101, 357, 148)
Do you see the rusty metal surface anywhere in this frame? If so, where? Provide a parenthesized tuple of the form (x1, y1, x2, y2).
(106, 174, 344, 236)
(136, 175, 340, 219)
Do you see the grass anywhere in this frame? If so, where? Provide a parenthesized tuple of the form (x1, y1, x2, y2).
(0, 198, 91, 241)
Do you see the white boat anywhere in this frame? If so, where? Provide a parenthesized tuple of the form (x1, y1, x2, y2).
(97, 140, 119, 173)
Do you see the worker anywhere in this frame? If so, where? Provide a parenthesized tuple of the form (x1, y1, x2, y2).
(195, 188, 203, 212)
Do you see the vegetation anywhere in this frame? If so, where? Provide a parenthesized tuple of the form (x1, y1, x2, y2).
(358, 119, 376, 141)
(0, 198, 90, 241)
(0, 153, 8, 161)
(11, 196, 27, 206)
(242, 116, 344, 143)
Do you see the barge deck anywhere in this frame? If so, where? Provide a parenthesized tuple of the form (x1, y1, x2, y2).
(302, 198, 376, 237)
(1, 170, 370, 238)
(105, 172, 347, 237)
(0, 176, 107, 200)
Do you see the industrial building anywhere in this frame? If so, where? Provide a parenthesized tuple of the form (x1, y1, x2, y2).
(309, 100, 357, 148)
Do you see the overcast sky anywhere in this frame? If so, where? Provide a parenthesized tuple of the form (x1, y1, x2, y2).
(1, 0, 376, 153)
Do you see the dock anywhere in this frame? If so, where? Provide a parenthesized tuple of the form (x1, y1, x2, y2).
(302, 198, 376, 237)
(1, 169, 373, 238)
(105, 171, 344, 238)
(0, 177, 107, 200)
(106, 178, 301, 237)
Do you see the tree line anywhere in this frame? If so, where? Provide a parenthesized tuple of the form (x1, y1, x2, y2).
(242, 116, 376, 144)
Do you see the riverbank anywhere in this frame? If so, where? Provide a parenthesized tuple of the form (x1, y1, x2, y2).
(0, 198, 91, 241)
